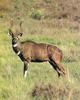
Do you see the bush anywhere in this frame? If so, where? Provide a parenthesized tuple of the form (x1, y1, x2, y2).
(29, 8, 45, 20)
(31, 82, 80, 100)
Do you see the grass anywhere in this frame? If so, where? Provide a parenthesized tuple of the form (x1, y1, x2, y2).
(0, 0, 80, 99)
(0, 26, 80, 100)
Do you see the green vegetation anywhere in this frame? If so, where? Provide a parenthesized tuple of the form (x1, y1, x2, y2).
(0, 0, 80, 100)
(29, 8, 45, 20)
(0, 27, 80, 100)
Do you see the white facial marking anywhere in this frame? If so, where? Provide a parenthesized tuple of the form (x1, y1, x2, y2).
(17, 51, 21, 55)
(8, 32, 10, 36)
(13, 43, 18, 47)
(24, 71, 28, 78)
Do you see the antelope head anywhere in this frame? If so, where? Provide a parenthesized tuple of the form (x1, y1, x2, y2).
(8, 20, 23, 39)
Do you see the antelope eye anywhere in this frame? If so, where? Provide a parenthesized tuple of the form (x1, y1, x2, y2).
(18, 33, 23, 36)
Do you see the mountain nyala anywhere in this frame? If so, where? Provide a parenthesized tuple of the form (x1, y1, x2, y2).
(8, 22, 66, 78)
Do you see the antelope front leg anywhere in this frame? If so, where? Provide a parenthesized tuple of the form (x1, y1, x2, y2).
(23, 61, 29, 78)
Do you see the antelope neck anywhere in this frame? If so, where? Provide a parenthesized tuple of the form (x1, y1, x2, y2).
(12, 38, 18, 47)
(12, 38, 21, 56)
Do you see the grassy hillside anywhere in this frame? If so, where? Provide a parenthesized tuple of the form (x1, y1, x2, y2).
(0, 0, 80, 100)
(0, 0, 80, 31)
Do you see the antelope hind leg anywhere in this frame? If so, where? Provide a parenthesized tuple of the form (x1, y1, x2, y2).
(49, 61, 62, 76)
(49, 61, 66, 77)
(56, 63, 66, 76)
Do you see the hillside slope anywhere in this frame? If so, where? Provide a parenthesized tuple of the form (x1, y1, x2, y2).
(0, 1, 80, 100)
(0, 0, 80, 33)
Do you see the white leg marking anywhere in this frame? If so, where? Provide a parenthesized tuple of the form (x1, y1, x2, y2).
(24, 70, 28, 78)
(28, 63, 29, 66)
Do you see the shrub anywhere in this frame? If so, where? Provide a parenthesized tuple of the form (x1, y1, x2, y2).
(31, 82, 80, 100)
(29, 8, 45, 20)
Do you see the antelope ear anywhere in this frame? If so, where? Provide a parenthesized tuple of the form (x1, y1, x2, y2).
(8, 29, 14, 37)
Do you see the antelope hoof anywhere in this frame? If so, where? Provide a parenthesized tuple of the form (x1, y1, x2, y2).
(57, 68, 66, 77)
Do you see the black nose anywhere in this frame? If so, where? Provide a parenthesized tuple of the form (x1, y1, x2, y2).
(20, 33, 23, 36)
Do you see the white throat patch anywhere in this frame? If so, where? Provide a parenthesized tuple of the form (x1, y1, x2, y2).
(17, 51, 21, 56)
(13, 43, 18, 47)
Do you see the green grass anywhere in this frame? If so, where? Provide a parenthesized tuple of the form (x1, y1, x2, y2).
(0, 0, 80, 99)
(0, 27, 80, 100)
